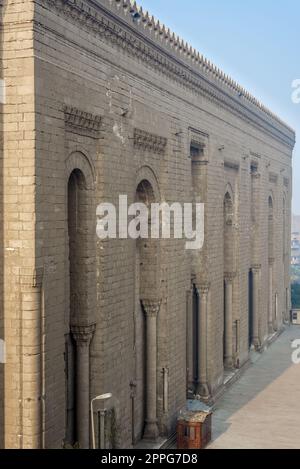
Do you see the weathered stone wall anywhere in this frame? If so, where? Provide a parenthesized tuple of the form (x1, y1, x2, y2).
(1, 0, 37, 449)
(0, 0, 294, 448)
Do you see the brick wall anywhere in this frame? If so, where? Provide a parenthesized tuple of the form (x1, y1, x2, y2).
(0, 0, 294, 448)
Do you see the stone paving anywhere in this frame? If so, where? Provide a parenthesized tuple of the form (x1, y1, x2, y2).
(208, 325, 300, 449)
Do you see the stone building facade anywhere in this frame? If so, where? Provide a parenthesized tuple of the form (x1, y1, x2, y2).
(0, 0, 294, 449)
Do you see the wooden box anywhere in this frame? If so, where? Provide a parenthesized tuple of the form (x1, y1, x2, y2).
(177, 411, 212, 449)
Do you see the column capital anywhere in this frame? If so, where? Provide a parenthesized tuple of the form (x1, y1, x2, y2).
(199, 283, 210, 295)
(251, 264, 261, 274)
(71, 323, 96, 345)
(197, 282, 210, 296)
(141, 299, 161, 317)
(269, 257, 275, 266)
(224, 272, 236, 283)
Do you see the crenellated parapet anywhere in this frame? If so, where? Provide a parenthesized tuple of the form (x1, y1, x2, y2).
(39, 0, 295, 147)
(107, 1, 295, 142)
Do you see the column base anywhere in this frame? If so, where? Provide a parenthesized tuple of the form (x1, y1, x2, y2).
(196, 382, 210, 400)
(143, 420, 159, 441)
(224, 357, 234, 369)
(187, 385, 195, 399)
(252, 337, 261, 351)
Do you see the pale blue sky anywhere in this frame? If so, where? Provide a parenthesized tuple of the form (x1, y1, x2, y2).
(139, 0, 299, 214)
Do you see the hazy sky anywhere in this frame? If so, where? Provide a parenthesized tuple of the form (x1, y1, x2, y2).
(138, 0, 300, 214)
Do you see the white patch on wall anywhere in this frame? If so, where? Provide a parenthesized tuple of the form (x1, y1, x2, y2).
(291, 79, 300, 104)
(113, 123, 126, 144)
(0, 339, 6, 364)
(0, 79, 6, 104)
(291, 339, 300, 365)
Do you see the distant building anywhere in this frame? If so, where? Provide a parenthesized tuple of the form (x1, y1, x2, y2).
(291, 232, 300, 265)
(291, 252, 300, 266)
(292, 215, 300, 233)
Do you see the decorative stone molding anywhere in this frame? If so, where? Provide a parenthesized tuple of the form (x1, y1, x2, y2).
(141, 299, 161, 317)
(66, 150, 96, 190)
(189, 128, 208, 144)
(71, 323, 96, 345)
(197, 283, 210, 296)
(269, 257, 275, 266)
(189, 128, 209, 164)
(225, 212, 234, 226)
(269, 173, 278, 184)
(250, 151, 262, 159)
(64, 105, 102, 138)
(224, 160, 239, 171)
(224, 272, 236, 283)
(134, 128, 167, 154)
(251, 264, 261, 274)
(40, 0, 295, 148)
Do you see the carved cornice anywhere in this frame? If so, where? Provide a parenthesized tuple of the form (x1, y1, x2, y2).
(64, 105, 102, 137)
(134, 128, 167, 154)
(141, 299, 161, 317)
(39, 0, 295, 148)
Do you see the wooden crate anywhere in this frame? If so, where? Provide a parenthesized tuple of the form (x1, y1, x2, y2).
(177, 411, 212, 449)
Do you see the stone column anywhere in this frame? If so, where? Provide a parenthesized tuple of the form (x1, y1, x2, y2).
(268, 258, 274, 334)
(20, 268, 43, 449)
(250, 170, 261, 346)
(141, 299, 161, 440)
(251, 265, 261, 348)
(274, 293, 279, 331)
(186, 286, 194, 392)
(197, 283, 210, 398)
(224, 273, 235, 369)
(71, 323, 96, 449)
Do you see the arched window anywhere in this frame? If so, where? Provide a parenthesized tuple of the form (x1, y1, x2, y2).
(133, 177, 160, 442)
(223, 189, 235, 369)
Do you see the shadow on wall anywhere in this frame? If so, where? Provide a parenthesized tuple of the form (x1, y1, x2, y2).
(0, 2, 4, 449)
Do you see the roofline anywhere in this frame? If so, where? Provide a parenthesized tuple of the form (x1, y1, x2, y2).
(39, 0, 296, 147)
